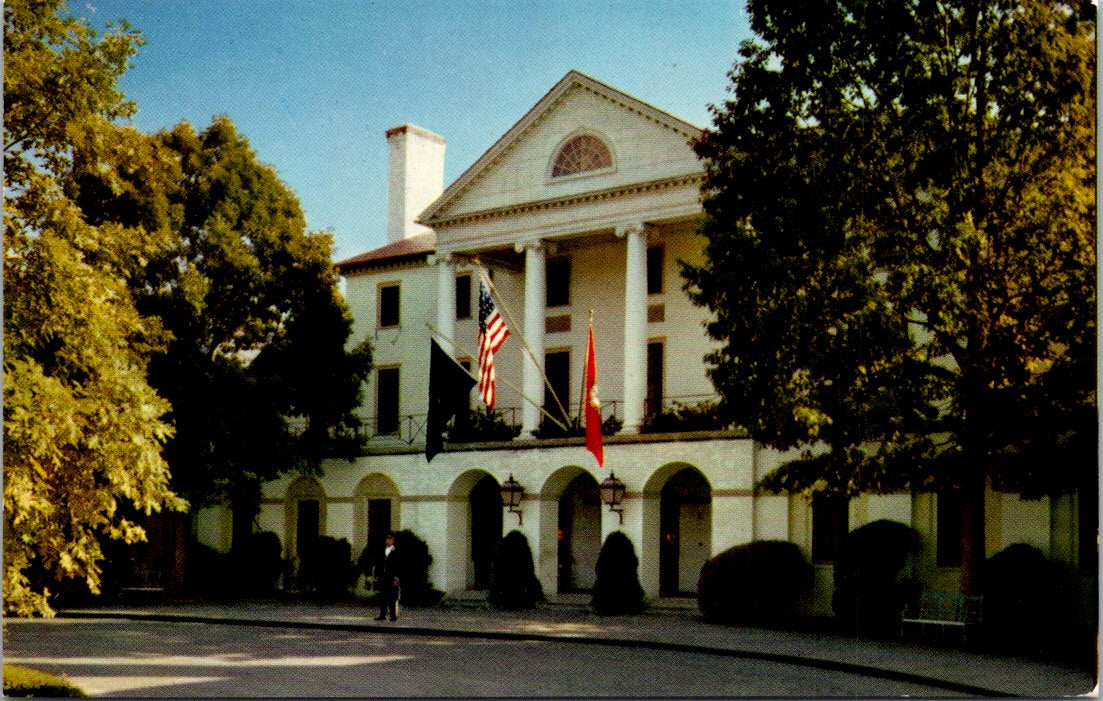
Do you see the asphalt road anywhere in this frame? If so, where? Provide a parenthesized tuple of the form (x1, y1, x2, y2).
(4, 617, 969, 697)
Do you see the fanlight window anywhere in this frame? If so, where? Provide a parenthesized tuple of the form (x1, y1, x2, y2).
(552, 134, 612, 177)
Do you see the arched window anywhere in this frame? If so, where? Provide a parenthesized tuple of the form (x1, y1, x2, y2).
(551, 134, 612, 177)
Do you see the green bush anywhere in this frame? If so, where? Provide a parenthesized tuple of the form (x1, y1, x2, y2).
(697, 540, 811, 624)
(489, 530, 544, 609)
(299, 536, 356, 598)
(532, 414, 623, 439)
(448, 407, 522, 442)
(591, 531, 645, 615)
(187, 540, 230, 597)
(229, 530, 283, 596)
(832, 519, 921, 637)
(642, 399, 728, 433)
(358, 530, 443, 607)
(981, 543, 1054, 652)
(4, 664, 86, 698)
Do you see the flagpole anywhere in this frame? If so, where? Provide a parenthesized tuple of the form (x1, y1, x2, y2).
(425, 321, 571, 432)
(476, 262, 573, 427)
(578, 309, 594, 427)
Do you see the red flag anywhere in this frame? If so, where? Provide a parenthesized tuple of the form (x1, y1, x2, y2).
(584, 321, 603, 466)
(477, 270, 509, 409)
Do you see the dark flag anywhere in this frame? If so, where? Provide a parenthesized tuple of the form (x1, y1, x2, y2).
(426, 338, 477, 462)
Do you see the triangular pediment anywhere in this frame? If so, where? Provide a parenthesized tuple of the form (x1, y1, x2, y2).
(420, 71, 704, 228)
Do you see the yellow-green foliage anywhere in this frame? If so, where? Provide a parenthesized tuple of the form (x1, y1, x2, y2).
(3, 664, 87, 698)
(4, 0, 187, 616)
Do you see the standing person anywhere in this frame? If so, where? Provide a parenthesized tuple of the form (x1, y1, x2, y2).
(375, 533, 400, 621)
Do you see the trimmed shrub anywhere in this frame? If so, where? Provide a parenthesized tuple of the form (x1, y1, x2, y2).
(981, 543, 1054, 652)
(591, 531, 645, 615)
(187, 541, 230, 598)
(489, 530, 544, 609)
(299, 536, 356, 598)
(229, 530, 283, 596)
(697, 540, 811, 624)
(358, 530, 443, 607)
(832, 519, 921, 637)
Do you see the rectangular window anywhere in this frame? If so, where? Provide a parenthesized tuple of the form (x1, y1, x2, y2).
(379, 284, 400, 328)
(456, 274, 472, 320)
(647, 246, 664, 294)
(936, 491, 964, 567)
(546, 258, 571, 307)
(646, 341, 664, 417)
(544, 350, 571, 426)
(376, 366, 400, 435)
(811, 493, 847, 564)
(458, 358, 473, 408)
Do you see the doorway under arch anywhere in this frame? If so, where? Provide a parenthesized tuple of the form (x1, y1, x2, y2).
(658, 467, 712, 596)
(354, 473, 400, 563)
(469, 475, 503, 589)
(285, 477, 327, 563)
(557, 472, 601, 592)
(447, 470, 507, 592)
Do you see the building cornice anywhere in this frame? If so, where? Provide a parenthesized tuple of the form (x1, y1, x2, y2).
(425, 172, 705, 229)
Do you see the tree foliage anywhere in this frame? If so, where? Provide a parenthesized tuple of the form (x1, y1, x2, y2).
(3, 0, 185, 615)
(70, 115, 374, 527)
(687, 0, 1095, 589)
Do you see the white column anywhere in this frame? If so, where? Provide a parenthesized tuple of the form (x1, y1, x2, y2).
(517, 241, 546, 437)
(434, 254, 456, 355)
(618, 222, 648, 433)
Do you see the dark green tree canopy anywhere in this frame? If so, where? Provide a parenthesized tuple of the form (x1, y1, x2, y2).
(688, 0, 1094, 497)
(71, 116, 373, 512)
(688, 0, 1094, 590)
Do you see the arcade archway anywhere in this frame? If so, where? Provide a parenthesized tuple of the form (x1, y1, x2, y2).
(557, 472, 601, 592)
(651, 466, 712, 597)
(447, 470, 503, 591)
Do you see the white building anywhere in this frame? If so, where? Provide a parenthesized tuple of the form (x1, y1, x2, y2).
(198, 71, 1091, 612)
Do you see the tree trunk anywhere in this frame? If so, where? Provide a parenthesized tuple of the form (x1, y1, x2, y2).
(231, 496, 259, 552)
(958, 363, 989, 595)
(959, 465, 987, 593)
(170, 510, 190, 595)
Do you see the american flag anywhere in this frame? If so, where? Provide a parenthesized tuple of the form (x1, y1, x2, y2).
(477, 271, 509, 408)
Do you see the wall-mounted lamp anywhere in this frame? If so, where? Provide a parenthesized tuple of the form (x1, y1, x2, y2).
(500, 474, 525, 525)
(599, 472, 627, 524)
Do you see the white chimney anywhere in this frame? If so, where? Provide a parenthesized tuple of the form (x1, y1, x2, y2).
(385, 124, 446, 243)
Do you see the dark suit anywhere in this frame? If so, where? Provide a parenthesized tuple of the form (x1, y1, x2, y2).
(376, 545, 400, 620)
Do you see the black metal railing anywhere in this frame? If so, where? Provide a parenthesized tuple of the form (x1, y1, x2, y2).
(354, 393, 728, 449)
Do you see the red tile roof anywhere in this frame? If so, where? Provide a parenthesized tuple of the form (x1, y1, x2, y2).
(335, 232, 436, 273)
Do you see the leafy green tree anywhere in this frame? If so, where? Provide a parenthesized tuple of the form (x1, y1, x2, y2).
(70, 116, 373, 545)
(3, 0, 185, 615)
(684, 3, 944, 552)
(688, 0, 1095, 590)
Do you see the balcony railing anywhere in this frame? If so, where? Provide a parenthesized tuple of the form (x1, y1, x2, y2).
(355, 393, 730, 450)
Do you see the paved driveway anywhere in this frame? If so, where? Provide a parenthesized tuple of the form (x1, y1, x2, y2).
(5, 617, 969, 697)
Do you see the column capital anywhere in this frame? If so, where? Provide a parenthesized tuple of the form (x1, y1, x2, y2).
(514, 239, 545, 254)
(428, 252, 453, 265)
(615, 222, 647, 240)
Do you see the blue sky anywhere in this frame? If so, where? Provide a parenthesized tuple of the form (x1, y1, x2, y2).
(80, 1, 751, 260)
